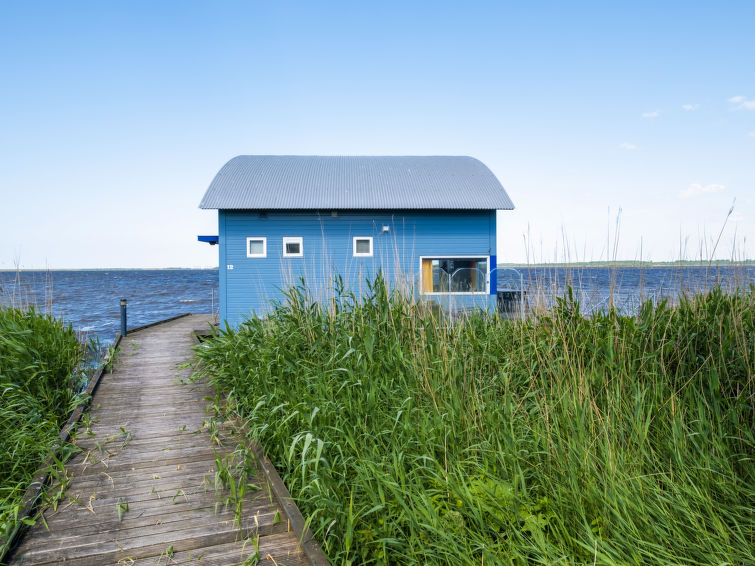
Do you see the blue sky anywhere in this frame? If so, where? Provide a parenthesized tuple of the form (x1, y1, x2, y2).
(1, 1, 753, 268)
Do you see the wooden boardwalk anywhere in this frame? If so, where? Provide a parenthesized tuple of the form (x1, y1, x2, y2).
(9, 314, 324, 566)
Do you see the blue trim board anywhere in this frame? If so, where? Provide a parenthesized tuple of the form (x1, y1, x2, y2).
(489, 255, 497, 294)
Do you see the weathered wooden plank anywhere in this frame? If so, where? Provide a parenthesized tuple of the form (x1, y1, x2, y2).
(73, 421, 214, 438)
(38, 499, 218, 530)
(72, 433, 232, 453)
(49, 471, 216, 502)
(13, 506, 285, 562)
(11, 519, 288, 565)
(131, 533, 310, 566)
(54, 459, 223, 489)
(71, 439, 233, 457)
(63, 450, 237, 477)
(58, 464, 262, 498)
(67, 440, 236, 466)
(73, 426, 229, 444)
(38, 488, 270, 521)
(83, 405, 212, 417)
(26, 501, 281, 545)
(84, 401, 213, 413)
(39, 485, 274, 529)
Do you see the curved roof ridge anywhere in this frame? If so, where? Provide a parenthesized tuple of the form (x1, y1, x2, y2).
(199, 155, 514, 211)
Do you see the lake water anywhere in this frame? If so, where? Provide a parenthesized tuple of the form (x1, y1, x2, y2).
(497, 264, 754, 315)
(0, 269, 218, 344)
(1, 266, 752, 344)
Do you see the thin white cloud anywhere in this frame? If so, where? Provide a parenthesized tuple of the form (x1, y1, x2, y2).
(728, 95, 755, 110)
(679, 183, 726, 198)
(748, 131, 755, 137)
(619, 142, 637, 150)
(642, 110, 660, 118)
(681, 104, 699, 111)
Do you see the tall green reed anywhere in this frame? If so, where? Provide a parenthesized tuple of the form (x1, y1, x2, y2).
(0, 306, 87, 550)
(195, 276, 754, 565)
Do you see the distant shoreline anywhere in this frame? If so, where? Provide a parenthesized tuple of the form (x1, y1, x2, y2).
(1, 260, 753, 272)
(499, 260, 755, 268)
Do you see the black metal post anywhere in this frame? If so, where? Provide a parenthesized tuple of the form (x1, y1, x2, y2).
(120, 298, 127, 336)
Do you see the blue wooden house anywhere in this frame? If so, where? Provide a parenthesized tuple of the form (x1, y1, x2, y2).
(198, 155, 514, 327)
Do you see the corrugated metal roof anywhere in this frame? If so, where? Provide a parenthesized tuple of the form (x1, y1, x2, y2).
(198, 156, 514, 210)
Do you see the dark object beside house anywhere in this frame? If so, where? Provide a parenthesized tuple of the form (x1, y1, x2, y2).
(497, 290, 525, 317)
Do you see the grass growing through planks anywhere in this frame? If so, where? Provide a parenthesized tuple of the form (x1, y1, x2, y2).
(194, 276, 755, 565)
(0, 306, 88, 552)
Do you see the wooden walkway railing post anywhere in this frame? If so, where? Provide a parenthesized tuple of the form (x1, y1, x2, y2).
(119, 298, 128, 336)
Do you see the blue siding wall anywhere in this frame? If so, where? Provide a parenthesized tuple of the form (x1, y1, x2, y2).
(218, 210, 497, 326)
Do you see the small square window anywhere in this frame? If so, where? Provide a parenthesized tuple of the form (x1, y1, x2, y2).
(246, 237, 267, 258)
(353, 237, 373, 257)
(283, 237, 303, 257)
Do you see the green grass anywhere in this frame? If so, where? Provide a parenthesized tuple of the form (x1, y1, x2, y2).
(0, 306, 87, 550)
(194, 276, 754, 565)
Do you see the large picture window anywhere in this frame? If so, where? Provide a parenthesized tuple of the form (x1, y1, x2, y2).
(420, 257, 488, 294)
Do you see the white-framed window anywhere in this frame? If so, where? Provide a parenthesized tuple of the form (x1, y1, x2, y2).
(283, 237, 303, 257)
(353, 236, 373, 257)
(246, 237, 267, 258)
(419, 256, 489, 295)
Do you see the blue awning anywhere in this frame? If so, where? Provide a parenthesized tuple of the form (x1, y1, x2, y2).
(197, 235, 219, 245)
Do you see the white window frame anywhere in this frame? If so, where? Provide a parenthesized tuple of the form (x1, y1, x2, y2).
(246, 237, 267, 258)
(419, 255, 490, 295)
(353, 236, 373, 257)
(282, 236, 303, 258)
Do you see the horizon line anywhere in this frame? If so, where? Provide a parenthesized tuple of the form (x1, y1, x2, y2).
(2, 259, 754, 272)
